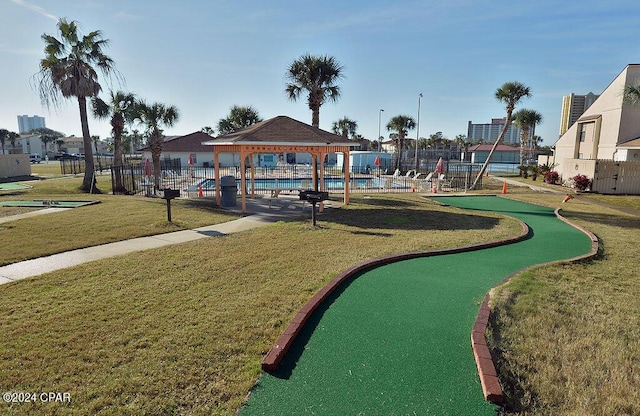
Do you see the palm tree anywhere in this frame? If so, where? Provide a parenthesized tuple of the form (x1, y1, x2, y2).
(0, 130, 21, 155)
(30, 127, 63, 157)
(331, 117, 358, 139)
(0, 129, 8, 154)
(513, 109, 543, 168)
(92, 90, 136, 169)
(469, 81, 532, 190)
(34, 18, 118, 193)
(217, 105, 262, 134)
(624, 83, 640, 106)
(7, 132, 20, 153)
(133, 101, 179, 191)
(285, 54, 344, 128)
(201, 126, 216, 136)
(386, 115, 416, 170)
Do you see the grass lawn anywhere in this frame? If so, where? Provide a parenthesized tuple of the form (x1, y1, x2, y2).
(0, 176, 238, 265)
(488, 192, 640, 414)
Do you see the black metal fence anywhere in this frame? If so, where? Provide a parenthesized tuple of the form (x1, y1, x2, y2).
(111, 161, 485, 197)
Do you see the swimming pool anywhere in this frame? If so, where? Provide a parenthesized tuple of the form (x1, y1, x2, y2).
(185, 177, 405, 192)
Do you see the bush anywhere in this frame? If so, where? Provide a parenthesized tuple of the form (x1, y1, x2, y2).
(544, 171, 559, 184)
(572, 174, 592, 191)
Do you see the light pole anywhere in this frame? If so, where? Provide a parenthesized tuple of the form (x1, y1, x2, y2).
(415, 93, 423, 172)
(378, 109, 384, 153)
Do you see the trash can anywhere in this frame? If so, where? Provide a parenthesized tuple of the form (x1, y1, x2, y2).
(220, 175, 237, 207)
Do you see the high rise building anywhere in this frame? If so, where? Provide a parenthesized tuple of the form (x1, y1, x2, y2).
(559, 92, 599, 136)
(467, 118, 526, 145)
(17, 114, 46, 134)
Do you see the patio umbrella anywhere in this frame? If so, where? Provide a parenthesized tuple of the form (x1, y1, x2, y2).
(434, 157, 444, 174)
(374, 156, 381, 167)
(188, 154, 194, 165)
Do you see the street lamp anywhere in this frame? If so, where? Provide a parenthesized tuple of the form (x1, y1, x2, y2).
(415, 93, 423, 171)
(378, 109, 384, 153)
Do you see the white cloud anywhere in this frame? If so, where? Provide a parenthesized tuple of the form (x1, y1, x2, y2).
(9, 0, 57, 21)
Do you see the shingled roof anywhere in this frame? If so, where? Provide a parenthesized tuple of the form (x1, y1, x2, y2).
(203, 115, 355, 146)
(138, 132, 213, 152)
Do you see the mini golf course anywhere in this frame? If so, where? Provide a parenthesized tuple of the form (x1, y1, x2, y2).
(0, 183, 31, 191)
(239, 196, 595, 415)
(0, 200, 99, 208)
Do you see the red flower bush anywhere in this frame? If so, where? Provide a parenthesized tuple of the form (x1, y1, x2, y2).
(572, 174, 592, 191)
(544, 171, 559, 184)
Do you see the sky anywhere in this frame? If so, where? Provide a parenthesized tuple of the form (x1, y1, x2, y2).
(1, 0, 639, 147)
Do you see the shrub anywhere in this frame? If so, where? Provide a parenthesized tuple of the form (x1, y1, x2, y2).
(572, 174, 592, 191)
(544, 171, 559, 184)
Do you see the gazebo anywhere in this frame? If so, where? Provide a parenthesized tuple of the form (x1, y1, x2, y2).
(202, 116, 358, 215)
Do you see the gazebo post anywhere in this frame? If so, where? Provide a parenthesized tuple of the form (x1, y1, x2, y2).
(312, 155, 318, 191)
(214, 150, 221, 206)
(249, 151, 256, 199)
(240, 150, 247, 215)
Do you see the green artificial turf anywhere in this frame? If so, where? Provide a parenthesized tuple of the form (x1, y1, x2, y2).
(0, 200, 98, 207)
(0, 183, 31, 191)
(239, 196, 593, 415)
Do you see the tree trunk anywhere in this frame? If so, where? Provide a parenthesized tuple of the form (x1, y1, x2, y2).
(113, 119, 124, 193)
(520, 130, 528, 167)
(149, 132, 163, 192)
(311, 105, 320, 128)
(78, 96, 97, 193)
(469, 112, 513, 190)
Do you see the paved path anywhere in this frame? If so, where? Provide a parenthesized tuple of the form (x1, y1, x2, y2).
(0, 195, 323, 285)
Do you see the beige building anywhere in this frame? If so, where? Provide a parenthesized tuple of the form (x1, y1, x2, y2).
(552, 64, 640, 193)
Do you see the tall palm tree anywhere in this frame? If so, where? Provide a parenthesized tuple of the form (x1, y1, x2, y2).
(133, 101, 179, 191)
(386, 115, 416, 170)
(0, 129, 8, 155)
(624, 83, 640, 106)
(513, 108, 543, 167)
(34, 18, 118, 193)
(469, 81, 531, 190)
(91, 90, 136, 168)
(285, 54, 344, 128)
(331, 117, 358, 139)
(217, 105, 262, 134)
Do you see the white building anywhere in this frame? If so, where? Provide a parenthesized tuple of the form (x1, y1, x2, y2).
(467, 118, 529, 146)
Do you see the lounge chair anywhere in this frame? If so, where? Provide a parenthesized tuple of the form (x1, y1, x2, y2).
(416, 172, 434, 191)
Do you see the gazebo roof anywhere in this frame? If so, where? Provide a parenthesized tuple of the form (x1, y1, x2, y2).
(203, 115, 356, 147)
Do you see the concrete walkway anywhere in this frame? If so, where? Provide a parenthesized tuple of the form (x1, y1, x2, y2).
(0, 195, 326, 285)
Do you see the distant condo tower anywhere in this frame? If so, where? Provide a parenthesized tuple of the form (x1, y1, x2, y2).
(559, 92, 599, 136)
(467, 118, 529, 146)
(17, 114, 46, 134)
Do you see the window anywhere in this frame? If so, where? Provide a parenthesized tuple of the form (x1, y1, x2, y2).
(579, 124, 587, 142)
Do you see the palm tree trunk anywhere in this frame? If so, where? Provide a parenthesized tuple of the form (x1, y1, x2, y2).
(150, 133, 163, 192)
(519, 130, 528, 169)
(311, 106, 320, 128)
(113, 122, 124, 193)
(469, 112, 513, 190)
(78, 96, 97, 193)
